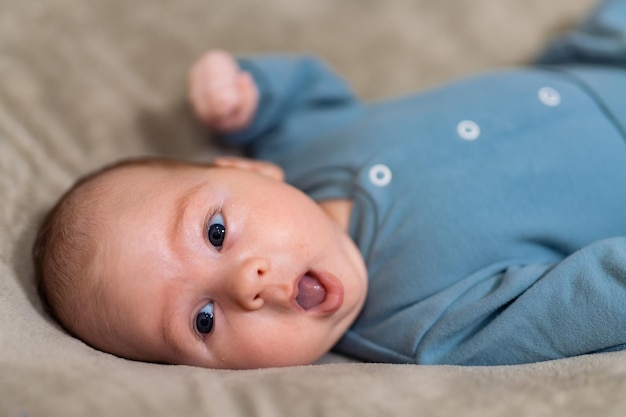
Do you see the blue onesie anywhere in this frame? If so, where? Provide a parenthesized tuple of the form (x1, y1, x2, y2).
(221, 0, 626, 365)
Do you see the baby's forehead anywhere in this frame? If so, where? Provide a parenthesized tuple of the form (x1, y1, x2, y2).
(89, 160, 211, 211)
(71, 160, 218, 228)
(73, 164, 165, 215)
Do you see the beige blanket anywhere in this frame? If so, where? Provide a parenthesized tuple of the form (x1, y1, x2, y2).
(4, 0, 626, 415)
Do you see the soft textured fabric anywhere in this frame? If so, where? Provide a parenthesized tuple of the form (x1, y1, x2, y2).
(223, 0, 626, 365)
(9, 0, 626, 415)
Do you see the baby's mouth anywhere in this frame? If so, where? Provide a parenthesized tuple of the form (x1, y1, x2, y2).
(296, 273, 327, 310)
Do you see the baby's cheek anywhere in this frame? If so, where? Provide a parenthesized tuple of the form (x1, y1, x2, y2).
(224, 320, 323, 369)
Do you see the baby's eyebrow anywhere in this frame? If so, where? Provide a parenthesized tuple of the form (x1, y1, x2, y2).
(159, 182, 206, 361)
(161, 297, 189, 360)
(170, 182, 205, 244)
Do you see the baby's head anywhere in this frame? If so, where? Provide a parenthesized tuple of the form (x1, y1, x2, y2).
(33, 157, 367, 369)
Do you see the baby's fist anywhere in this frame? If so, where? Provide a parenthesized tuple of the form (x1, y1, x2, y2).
(189, 50, 258, 132)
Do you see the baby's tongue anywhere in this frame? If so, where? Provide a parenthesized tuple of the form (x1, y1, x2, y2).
(296, 274, 326, 310)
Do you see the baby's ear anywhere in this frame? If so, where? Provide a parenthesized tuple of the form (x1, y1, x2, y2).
(211, 156, 285, 182)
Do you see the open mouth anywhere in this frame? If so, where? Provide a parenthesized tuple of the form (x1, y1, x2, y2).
(295, 270, 344, 314)
(296, 273, 327, 310)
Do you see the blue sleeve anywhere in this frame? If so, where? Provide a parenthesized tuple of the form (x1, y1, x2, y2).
(428, 237, 626, 365)
(537, 0, 626, 65)
(220, 55, 358, 147)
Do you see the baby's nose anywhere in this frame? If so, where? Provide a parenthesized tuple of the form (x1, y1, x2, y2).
(227, 257, 292, 311)
(227, 257, 268, 311)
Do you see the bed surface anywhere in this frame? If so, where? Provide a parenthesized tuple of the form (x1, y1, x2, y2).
(4, 0, 626, 415)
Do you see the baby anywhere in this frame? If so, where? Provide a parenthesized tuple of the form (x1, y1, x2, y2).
(35, 0, 626, 369)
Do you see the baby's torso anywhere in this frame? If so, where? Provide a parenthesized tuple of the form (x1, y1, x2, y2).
(255, 66, 626, 363)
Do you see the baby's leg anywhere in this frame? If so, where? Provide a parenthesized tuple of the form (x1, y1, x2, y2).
(537, 0, 626, 65)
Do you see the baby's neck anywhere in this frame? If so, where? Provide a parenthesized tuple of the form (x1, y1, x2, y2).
(318, 199, 353, 233)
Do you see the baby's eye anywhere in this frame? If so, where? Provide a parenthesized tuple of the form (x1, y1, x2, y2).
(195, 302, 214, 335)
(207, 213, 226, 249)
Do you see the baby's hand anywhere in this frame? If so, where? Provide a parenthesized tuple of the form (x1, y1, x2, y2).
(188, 50, 258, 132)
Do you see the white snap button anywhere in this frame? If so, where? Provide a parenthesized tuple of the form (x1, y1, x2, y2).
(368, 164, 392, 187)
(457, 120, 480, 141)
(538, 87, 560, 107)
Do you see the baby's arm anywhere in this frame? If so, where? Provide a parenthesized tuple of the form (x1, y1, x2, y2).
(190, 50, 358, 149)
(423, 237, 626, 365)
(189, 50, 259, 132)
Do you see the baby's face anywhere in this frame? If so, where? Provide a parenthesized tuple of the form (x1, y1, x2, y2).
(83, 162, 368, 369)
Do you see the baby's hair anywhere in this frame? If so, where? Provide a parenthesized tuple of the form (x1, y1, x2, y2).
(32, 157, 207, 337)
